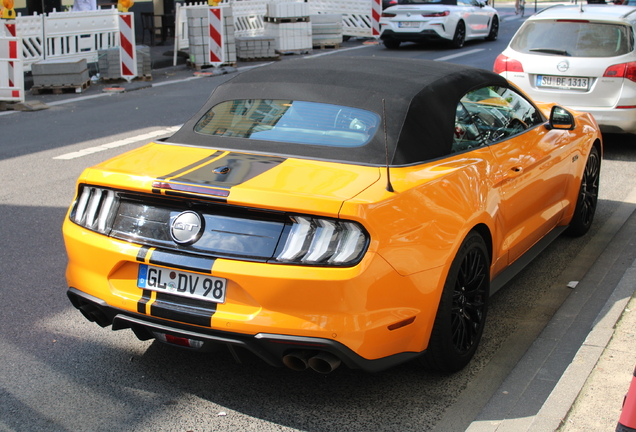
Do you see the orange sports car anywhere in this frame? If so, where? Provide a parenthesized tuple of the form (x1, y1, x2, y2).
(63, 57, 601, 374)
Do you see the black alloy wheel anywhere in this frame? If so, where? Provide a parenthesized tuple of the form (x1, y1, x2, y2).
(485, 16, 498, 41)
(418, 231, 489, 372)
(566, 145, 601, 237)
(451, 242, 488, 353)
(451, 21, 466, 48)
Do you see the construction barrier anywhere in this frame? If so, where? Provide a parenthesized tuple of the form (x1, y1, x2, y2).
(6, 8, 120, 72)
(305, 0, 374, 38)
(371, 0, 381, 37)
(617, 366, 636, 432)
(118, 12, 137, 80)
(0, 30, 24, 103)
(176, 0, 375, 53)
(208, 7, 225, 66)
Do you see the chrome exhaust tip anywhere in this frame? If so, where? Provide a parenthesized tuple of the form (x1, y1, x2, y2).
(308, 351, 341, 374)
(282, 350, 314, 371)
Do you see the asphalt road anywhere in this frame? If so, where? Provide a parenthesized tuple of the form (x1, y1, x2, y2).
(2, 11, 636, 432)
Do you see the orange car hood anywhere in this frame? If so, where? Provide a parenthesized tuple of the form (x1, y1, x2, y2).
(80, 143, 383, 216)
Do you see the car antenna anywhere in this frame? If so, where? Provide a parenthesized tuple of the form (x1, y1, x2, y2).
(382, 99, 395, 193)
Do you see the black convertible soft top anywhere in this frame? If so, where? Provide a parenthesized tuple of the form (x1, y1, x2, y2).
(168, 57, 507, 166)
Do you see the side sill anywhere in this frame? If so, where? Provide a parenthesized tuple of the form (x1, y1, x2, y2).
(491, 225, 567, 296)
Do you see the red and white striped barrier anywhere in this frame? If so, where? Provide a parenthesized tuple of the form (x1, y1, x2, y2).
(0, 21, 24, 103)
(617, 366, 636, 432)
(208, 7, 224, 67)
(118, 12, 137, 81)
(371, 0, 381, 38)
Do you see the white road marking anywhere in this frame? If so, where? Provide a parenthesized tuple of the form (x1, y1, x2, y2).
(53, 126, 181, 160)
(435, 48, 485, 62)
(305, 44, 374, 58)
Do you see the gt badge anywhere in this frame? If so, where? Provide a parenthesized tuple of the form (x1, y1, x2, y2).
(170, 211, 203, 244)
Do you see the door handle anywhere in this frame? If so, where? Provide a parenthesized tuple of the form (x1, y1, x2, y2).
(506, 166, 524, 178)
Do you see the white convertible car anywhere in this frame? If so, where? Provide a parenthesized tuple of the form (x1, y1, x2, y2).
(380, 0, 499, 49)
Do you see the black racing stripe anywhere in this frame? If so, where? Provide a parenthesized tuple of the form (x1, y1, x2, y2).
(150, 292, 217, 326)
(137, 246, 150, 262)
(136, 247, 152, 313)
(149, 249, 215, 274)
(137, 290, 152, 314)
(171, 153, 286, 188)
(158, 151, 225, 181)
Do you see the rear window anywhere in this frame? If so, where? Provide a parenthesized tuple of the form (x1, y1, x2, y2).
(194, 99, 380, 148)
(510, 20, 634, 57)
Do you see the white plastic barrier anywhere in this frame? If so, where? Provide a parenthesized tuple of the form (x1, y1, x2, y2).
(307, 0, 373, 38)
(11, 14, 44, 71)
(176, 0, 373, 52)
(0, 33, 25, 103)
(7, 8, 120, 72)
(231, 0, 268, 38)
(45, 9, 120, 65)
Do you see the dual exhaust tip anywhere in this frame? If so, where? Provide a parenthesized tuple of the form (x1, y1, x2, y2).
(283, 350, 342, 374)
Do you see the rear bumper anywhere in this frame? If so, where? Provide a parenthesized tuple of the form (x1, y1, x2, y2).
(578, 106, 636, 135)
(67, 287, 422, 373)
(380, 29, 446, 43)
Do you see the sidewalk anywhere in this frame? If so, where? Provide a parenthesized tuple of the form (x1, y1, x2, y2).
(466, 203, 636, 432)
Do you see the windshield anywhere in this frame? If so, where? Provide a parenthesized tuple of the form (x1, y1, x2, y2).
(510, 20, 633, 57)
(194, 99, 380, 148)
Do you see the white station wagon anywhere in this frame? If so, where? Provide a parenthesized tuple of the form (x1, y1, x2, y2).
(495, 5, 636, 135)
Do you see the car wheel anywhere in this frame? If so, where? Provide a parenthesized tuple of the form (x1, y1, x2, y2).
(485, 16, 498, 41)
(566, 145, 601, 237)
(451, 21, 466, 48)
(384, 39, 401, 49)
(418, 231, 489, 372)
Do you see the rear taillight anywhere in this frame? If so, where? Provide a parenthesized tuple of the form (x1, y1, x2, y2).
(276, 216, 369, 266)
(603, 62, 636, 82)
(382, 12, 396, 17)
(72, 186, 119, 234)
(422, 10, 450, 17)
(493, 54, 524, 74)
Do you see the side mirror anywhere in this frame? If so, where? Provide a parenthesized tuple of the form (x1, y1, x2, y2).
(547, 106, 575, 130)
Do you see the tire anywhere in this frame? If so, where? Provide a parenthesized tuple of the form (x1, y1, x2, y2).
(384, 39, 401, 49)
(451, 21, 466, 48)
(418, 231, 490, 373)
(485, 16, 498, 41)
(565, 145, 601, 237)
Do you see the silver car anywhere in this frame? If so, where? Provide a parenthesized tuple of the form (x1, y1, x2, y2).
(495, 5, 636, 135)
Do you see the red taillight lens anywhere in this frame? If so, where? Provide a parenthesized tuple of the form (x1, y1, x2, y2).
(382, 12, 396, 17)
(603, 62, 636, 82)
(422, 10, 450, 17)
(493, 54, 524, 74)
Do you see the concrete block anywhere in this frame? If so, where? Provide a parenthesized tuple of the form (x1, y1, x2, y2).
(32, 58, 88, 75)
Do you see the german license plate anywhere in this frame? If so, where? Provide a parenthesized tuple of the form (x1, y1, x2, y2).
(137, 264, 227, 303)
(398, 21, 419, 28)
(537, 75, 589, 90)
